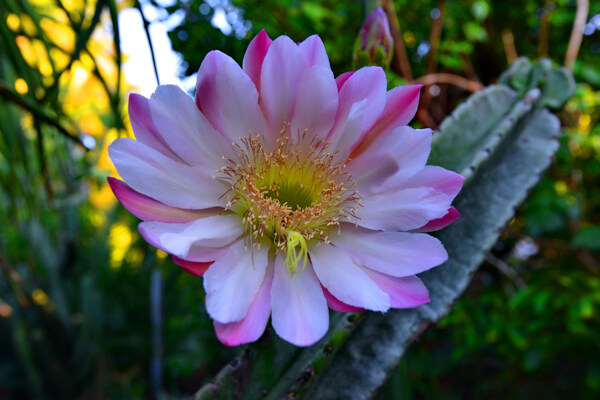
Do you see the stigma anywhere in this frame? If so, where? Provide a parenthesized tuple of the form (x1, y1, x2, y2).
(285, 231, 308, 276)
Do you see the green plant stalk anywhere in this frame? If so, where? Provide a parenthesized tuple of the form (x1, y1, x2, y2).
(193, 312, 360, 400)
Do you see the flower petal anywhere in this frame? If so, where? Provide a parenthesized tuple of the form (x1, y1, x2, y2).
(353, 84, 422, 156)
(322, 286, 364, 313)
(148, 85, 234, 167)
(214, 264, 274, 346)
(412, 207, 461, 232)
(138, 215, 243, 261)
(204, 240, 269, 323)
(298, 34, 330, 68)
(242, 29, 272, 93)
(330, 99, 368, 161)
(331, 224, 447, 277)
(327, 66, 387, 150)
(291, 66, 338, 138)
(195, 51, 267, 143)
(348, 127, 433, 195)
(172, 256, 212, 277)
(359, 187, 451, 231)
(109, 138, 225, 209)
(271, 255, 329, 346)
(361, 268, 430, 308)
(335, 71, 354, 91)
(260, 36, 308, 143)
(107, 178, 218, 223)
(398, 165, 465, 198)
(346, 154, 399, 194)
(128, 93, 177, 159)
(310, 244, 390, 311)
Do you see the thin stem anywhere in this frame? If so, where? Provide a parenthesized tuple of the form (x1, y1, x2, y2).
(135, 0, 161, 85)
(107, 0, 122, 101)
(383, 0, 412, 80)
(564, 0, 589, 71)
(502, 29, 518, 64)
(485, 252, 527, 289)
(426, 0, 446, 75)
(537, 2, 553, 58)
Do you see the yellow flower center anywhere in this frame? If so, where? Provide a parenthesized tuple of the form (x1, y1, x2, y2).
(218, 128, 360, 274)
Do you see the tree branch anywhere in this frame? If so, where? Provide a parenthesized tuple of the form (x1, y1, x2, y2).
(502, 29, 518, 64)
(426, 0, 446, 74)
(412, 73, 484, 92)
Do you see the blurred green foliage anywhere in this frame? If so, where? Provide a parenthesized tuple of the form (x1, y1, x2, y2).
(0, 0, 599, 398)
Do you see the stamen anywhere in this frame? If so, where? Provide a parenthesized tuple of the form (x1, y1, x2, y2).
(218, 128, 361, 260)
(285, 231, 308, 276)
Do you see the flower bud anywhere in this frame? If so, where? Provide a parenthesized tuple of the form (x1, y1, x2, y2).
(354, 7, 394, 69)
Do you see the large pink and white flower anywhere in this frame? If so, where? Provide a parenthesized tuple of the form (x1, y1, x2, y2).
(108, 30, 464, 347)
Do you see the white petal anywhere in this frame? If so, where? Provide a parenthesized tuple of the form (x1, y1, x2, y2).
(148, 85, 234, 167)
(138, 214, 243, 261)
(128, 93, 178, 159)
(327, 67, 387, 147)
(348, 127, 433, 196)
(109, 138, 226, 209)
(310, 244, 390, 311)
(298, 35, 330, 69)
(204, 240, 269, 323)
(270, 255, 329, 347)
(396, 165, 465, 198)
(290, 66, 338, 139)
(331, 224, 448, 277)
(214, 264, 274, 346)
(195, 51, 268, 143)
(260, 36, 308, 144)
(361, 268, 430, 308)
(108, 177, 218, 223)
(359, 187, 451, 231)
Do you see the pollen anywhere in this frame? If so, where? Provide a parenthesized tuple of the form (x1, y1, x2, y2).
(218, 126, 360, 270)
